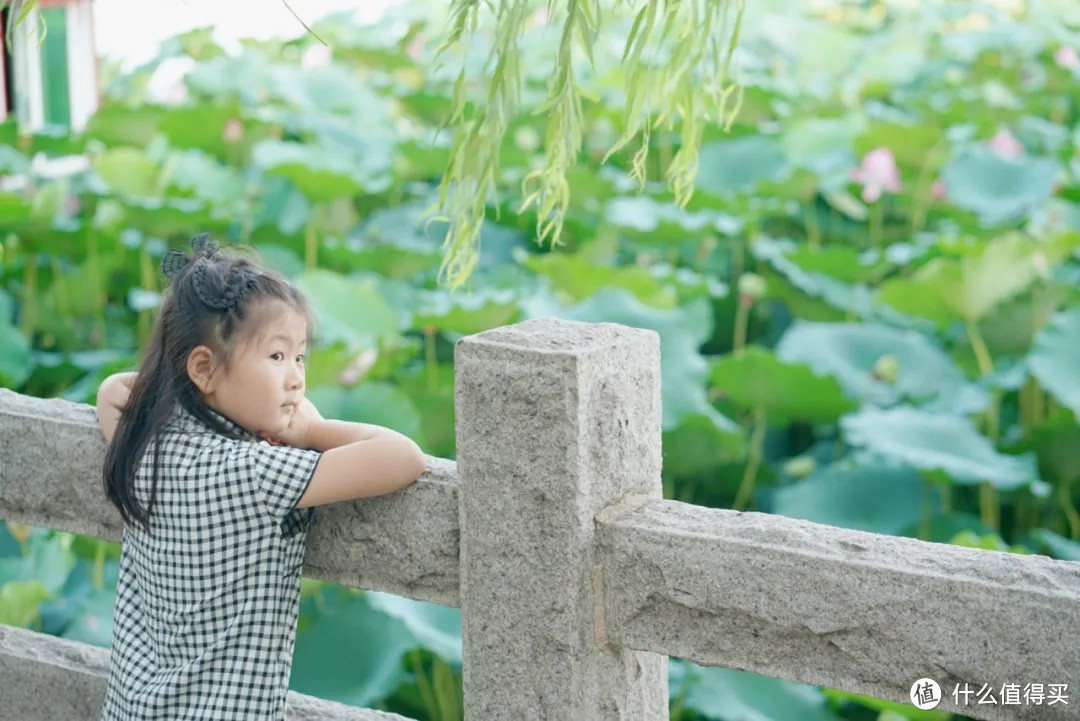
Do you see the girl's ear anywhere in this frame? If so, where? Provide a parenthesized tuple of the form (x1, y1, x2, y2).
(187, 345, 218, 394)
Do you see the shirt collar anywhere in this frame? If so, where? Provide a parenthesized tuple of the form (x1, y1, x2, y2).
(169, 402, 257, 442)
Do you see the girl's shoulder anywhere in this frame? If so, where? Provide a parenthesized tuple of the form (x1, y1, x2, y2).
(166, 403, 259, 443)
(144, 404, 260, 476)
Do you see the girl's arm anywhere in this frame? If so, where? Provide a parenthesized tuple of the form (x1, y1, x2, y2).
(96, 372, 136, 444)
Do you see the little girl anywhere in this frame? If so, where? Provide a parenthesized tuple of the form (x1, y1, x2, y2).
(94, 234, 428, 720)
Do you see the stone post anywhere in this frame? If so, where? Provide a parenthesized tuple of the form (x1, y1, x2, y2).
(454, 317, 668, 720)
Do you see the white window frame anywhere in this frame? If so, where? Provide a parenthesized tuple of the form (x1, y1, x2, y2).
(66, 0, 98, 132)
(10, 4, 46, 131)
(8, 1, 99, 132)
(0, 23, 7, 121)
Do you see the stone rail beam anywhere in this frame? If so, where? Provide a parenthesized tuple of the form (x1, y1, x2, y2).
(596, 498, 1080, 721)
(0, 388, 461, 607)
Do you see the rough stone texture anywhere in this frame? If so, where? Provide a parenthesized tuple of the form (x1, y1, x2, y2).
(0, 623, 414, 720)
(0, 388, 460, 606)
(9, 325, 1080, 721)
(304, 457, 460, 607)
(597, 500, 1080, 720)
(0, 391, 120, 541)
(454, 317, 669, 721)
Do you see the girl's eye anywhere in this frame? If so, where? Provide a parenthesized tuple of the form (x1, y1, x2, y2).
(271, 352, 284, 361)
(296, 355, 306, 364)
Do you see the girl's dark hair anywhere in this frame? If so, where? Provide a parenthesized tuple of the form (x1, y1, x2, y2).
(103, 234, 316, 532)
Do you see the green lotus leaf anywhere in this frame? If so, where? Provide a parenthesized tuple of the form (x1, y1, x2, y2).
(92, 147, 159, 197)
(290, 586, 413, 707)
(696, 135, 789, 195)
(252, 140, 368, 201)
(294, 269, 401, 347)
(841, 407, 1039, 490)
(670, 660, 846, 721)
(941, 146, 1058, 224)
(710, 346, 857, 425)
(1028, 308, 1080, 417)
(776, 321, 967, 406)
(877, 232, 1080, 325)
(772, 460, 932, 535)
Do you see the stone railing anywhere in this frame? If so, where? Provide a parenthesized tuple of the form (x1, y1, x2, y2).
(1, 318, 1078, 720)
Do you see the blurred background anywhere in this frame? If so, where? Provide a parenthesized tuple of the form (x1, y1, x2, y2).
(91, 0, 406, 71)
(1, 0, 1078, 718)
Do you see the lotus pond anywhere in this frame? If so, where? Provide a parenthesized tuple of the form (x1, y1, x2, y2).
(1, 0, 1079, 718)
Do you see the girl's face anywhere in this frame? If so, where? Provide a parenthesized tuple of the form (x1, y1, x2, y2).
(194, 301, 309, 436)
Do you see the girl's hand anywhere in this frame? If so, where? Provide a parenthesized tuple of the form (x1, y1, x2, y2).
(259, 397, 322, 448)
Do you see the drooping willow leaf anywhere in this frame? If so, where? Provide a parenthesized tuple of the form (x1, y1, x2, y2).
(4, 0, 46, 49)
(431, 0, 747, 291)
(12, 0, 746, 293)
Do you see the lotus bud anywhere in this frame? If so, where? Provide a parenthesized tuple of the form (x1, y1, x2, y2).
(513, 126, 541, 154)
(872, 354, 899, 384)
(406, 36, 425, 61)
(222, 118, 243, 144)
(988, 128, 1024, 159)
(5, 521, 30, 544)
(1032, 249, 1049, 278)
(527, 7, 550, 29)
(1054, 45, 1079, 71)
(849, 147, 902, 203)
(783, 455, 816, 479)
(737, 272, 766, 304)
(930, 179, 946, 202)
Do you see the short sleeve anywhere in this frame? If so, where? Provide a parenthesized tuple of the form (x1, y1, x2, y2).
(245, 442, 323, 523)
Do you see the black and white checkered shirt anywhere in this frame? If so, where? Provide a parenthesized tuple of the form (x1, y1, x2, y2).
(100, 402, 322, 720)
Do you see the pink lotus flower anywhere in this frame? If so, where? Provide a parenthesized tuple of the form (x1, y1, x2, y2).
(406, 35, 424, 61)
(528, 8, 550, 29)
(1054, 45, 1079, 71)
(931, 179, 946, 202)
(222, 118, 243, 144)
(849, 147, 902, 203)
(988, 128, 1024, 159)
(301, 44, 332, 70)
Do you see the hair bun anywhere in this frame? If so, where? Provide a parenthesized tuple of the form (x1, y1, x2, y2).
(160, 250, 188, 279)
(160, 233, 221, 281)
(190, 262, 259, 313)
(191, 263, 227, 310)
(190, 233, 219, 258)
